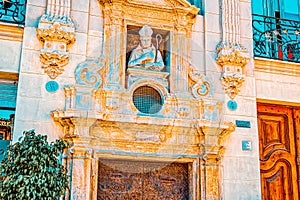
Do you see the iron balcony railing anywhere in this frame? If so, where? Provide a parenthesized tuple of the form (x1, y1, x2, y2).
(0, 0, 26, 25)
(252, 14, 300, 63)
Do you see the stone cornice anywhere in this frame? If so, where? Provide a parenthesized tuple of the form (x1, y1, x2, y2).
(0, 23, 24, 42)
(99, 0, 199, 27)
(254, 58, 300, 76)
(0, 72, 18, 81)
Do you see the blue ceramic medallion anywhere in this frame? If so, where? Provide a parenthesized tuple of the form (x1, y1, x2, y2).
(227, 100, 237, 111)
(45, 81, 59, 93)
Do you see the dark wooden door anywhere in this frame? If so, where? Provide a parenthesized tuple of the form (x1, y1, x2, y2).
(97, 159, 189, 200)
(257, 103, 299, 200)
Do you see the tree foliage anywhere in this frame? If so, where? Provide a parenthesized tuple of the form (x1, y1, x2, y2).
(0, 130, 70, 200)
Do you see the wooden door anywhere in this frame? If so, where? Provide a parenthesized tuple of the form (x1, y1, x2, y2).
(293, 108, 300, 193)
(97, 159, 189, 200)
(257, 103, 299, 200)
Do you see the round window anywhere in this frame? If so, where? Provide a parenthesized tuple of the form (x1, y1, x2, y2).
(133, 86, 163, 114)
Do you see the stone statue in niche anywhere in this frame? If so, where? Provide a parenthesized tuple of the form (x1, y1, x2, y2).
(128, 25, 164, 71)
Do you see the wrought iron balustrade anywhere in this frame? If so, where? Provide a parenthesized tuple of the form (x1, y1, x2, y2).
(0, 0, 26, 25)
(252, 14, 300, 63)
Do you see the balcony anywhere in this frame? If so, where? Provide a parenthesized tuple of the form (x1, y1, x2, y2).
(253, 14, 300, 63)
(0, 0, 26, 25)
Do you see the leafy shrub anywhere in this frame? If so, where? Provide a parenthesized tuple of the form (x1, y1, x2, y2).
(0, 130, 70, 200)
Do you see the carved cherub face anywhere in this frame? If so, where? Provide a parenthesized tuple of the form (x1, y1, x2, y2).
(140, 36, 152, 49)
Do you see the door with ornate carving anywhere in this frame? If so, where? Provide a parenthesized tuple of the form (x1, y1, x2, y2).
(97, 159, 189, 200)
(257, 103, 299, 200)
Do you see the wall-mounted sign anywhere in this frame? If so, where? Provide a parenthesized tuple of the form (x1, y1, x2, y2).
(45, 81, 59, 93)
(236, 120, 251, 128)
(227, 100, 237, 111)
(242, 140, 252, 151)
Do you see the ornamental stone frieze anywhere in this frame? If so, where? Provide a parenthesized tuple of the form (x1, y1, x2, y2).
(36, 0, 76, 79)
(216, 0, 250, 100)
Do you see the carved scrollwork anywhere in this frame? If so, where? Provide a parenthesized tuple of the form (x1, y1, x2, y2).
(192, 82, 210, 98)
(189, 71, 212, 99)
(75, 55, 106, 88)
(216, 42, 250, 68)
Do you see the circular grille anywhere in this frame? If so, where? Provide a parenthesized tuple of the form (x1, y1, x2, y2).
(133, 86, 163, 114)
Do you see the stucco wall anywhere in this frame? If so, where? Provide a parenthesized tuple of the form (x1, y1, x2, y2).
(202, 0, 261, 199)
(0, 39, 22, 73)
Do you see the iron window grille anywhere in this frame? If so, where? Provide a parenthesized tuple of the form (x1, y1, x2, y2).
(0, 0, 26, 25)
(253, 14, 300, 63)
(133, 86, 163, 115)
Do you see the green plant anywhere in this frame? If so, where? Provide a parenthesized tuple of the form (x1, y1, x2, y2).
(0, 130, 70, 200)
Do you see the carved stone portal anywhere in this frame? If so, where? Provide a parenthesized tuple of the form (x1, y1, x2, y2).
(50, 0, 236, 199)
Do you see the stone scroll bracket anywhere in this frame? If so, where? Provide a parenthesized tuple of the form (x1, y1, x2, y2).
(36, 0, 76, 80)
(215, 0, 250, 100)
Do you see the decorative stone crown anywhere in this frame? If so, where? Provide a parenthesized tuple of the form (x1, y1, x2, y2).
(36, 21, 76, 49)
(216, 42, 250, 68)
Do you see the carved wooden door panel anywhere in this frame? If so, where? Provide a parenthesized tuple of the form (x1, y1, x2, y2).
(257, 104, 299, 200)
(293, 108, 300, 193)
(98, 160, 189, 200)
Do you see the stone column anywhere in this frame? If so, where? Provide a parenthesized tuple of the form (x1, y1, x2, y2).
(65, 146, 93, 200)
(62, 118, 96, 200)
(197, 124, 235, 200)
(171, 13, 193, 96)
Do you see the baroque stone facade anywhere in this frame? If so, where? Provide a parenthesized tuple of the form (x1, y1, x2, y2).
(5, 0, 300, 199)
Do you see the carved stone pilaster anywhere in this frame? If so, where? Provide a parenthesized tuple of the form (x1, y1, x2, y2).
(64, 142, 94, 200)
(216, 0, 250, 100)
(36, 0, 76, 79)
(197, 122, 236, 200)
(53, 115, 96, 199)
(100, 1, 125, 90)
